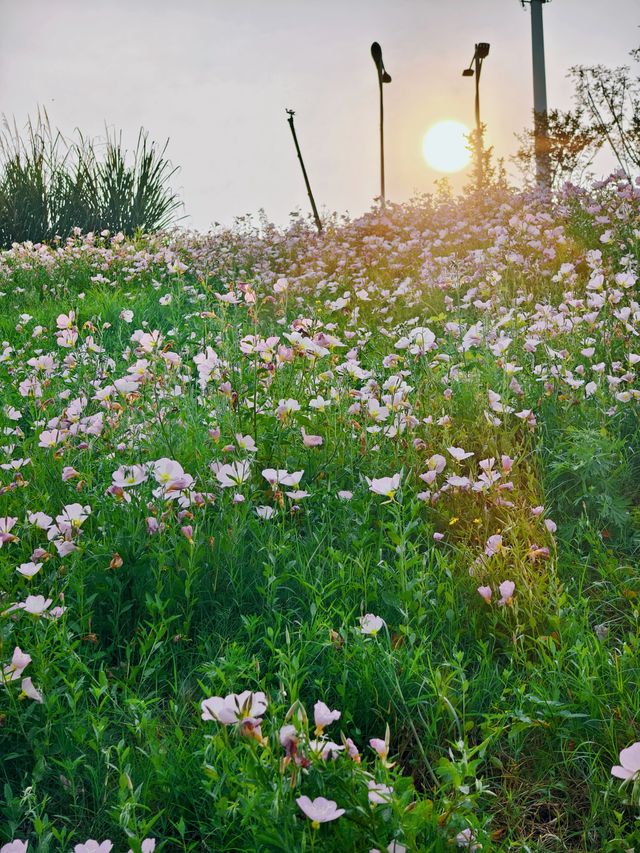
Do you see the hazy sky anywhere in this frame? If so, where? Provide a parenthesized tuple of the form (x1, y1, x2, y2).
(1, 0, 638, 229)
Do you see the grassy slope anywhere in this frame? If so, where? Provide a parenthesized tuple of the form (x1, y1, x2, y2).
(1, 182, 640, 851)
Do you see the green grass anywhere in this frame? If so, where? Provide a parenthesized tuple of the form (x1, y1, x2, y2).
(1, 180, 640, 851)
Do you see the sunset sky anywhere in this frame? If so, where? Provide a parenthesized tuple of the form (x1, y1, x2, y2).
(1, 0, 638, 229)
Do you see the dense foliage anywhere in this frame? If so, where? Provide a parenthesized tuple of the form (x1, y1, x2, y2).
(0, 115, 181, 249)
(1, 175, 640, 851)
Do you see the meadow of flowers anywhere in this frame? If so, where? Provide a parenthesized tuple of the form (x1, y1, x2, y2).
(1, 174, 640, 851)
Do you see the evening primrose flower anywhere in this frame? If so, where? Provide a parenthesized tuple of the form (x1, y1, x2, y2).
(73, 842, 113, 853)
(370, 843, 407, 853)
(477, 586, 492, 603)
(611, 742, 640, 781)
(262, 469, 303, 487)
(359, 614, 385, 636)
(235, 433, 257, 452)
(211, 461, 251, 488)
(497, 580, 515, 606)
(301, 429, 323, 448)
(370, 737, 389, 761)
(3, 595, 53, 616)
(2, 647, 31, 683)
(16, 561, 42, 578)
(367, 780, 393, 805)
(296, 795, 345, 828)
(456, 827, 481, 850)
(128, 842, 155, 853)
(201, 690, 267, 730)
(20, 677, 43, 703)
(54, 503, 91, 534)
(484, 534, 504, 557)
(256, 506, 275, 519)
(0, 516, 18, 546)
(447, 446, 474, 462)
(366, 474, 400, 499)
(1, 843, 28, 853)
(314, 700, 341, 735)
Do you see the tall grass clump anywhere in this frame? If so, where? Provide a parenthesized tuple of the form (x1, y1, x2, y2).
(0, 112, 181, 247)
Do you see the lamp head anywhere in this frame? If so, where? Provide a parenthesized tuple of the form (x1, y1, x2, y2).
(462, 68, 474, 77)
(371, 42, 392, 83)
(476, 42, 490, 59)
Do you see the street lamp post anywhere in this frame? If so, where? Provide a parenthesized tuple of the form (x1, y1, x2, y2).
(522, 0, 551, 186)
(462, 42, 490, 188)
(370, 42, 392, 209)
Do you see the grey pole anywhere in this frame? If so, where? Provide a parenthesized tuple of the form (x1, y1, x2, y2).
(462, 43, 489, 190)
(286, 109, 323, 234)
(528, 0, 550, 185)
(371, 42, 392, 210)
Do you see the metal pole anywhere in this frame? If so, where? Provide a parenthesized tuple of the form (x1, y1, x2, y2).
(475, 50, 482, 189)
(379, 75, 385, 208)
(529, 0, 550, 185)
(286, 110, 323, 234)
(371, 42, 391, 210)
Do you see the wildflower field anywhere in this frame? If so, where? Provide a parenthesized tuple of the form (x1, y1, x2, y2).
(1, 176, 640, 852)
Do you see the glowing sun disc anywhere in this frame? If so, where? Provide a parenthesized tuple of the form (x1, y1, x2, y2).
(422, 121, 471, 173)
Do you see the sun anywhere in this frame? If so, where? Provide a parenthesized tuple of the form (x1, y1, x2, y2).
(422, 121, 471, 173)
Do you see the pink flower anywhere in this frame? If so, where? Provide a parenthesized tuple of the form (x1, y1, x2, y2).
(256, 506, 275, 519)
(1, 842, 28, 853)
(73, 842, 113, 853)
(611, 741, 640, 781)
(501, 455, 514, 472)
(296, 795, 345, 826)
(20, 677, 43, 703)
(477, 586, 492, 603)
(128, 842, 155, 853)
(16, 561, 42, 578)
(62, 466, 80, 481)
(112, 465, 148, 488)
(301, 429, 323, 448)
(498, 580, 515, 606)
(345, 737, 360, 761)
(27, 511, 52, 529)
(235, 433, 257, 452)
(370, 738, 388, 760)
(314, 700, 341, 734)
(456, 827, 481, 850)
(0, 516, 18, 546)
(3, 647, 31, 683)
(359, 614, 385, 636)
(55, 503, 91, 533)
(447, 446, 474, 462)
(484, 534, 503, 556)
(211, 461, 251, 488)
(367, 780, 393, 804)
(261, 468, 303, 487)
(366, 474, 401, 498)
(201, 690, 267, 729)
(4, 595, 52, 616)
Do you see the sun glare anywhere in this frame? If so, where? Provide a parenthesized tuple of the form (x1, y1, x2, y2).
(422, 120, 471, 173)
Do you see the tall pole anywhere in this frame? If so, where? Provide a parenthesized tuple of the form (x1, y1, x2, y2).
(462, 43, 489, 190)
(378, 72, 385, 207)
(474, 49, 482, 189)
(285, 110, 323, 234)
(529, 0, 550, 185)
(371, 42, 391, 210)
